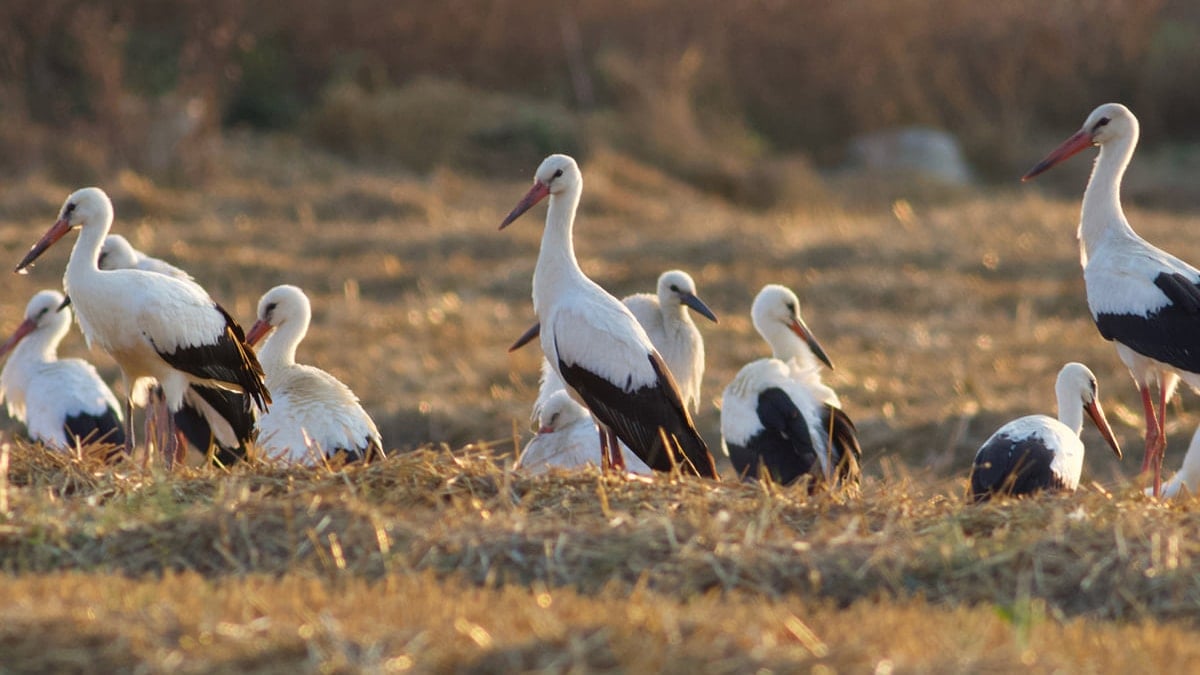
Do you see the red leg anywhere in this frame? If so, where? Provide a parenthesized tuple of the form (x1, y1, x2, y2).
(1140, 384, 1162, 474)
(607, 428, 626, 472)
(1153, 379, 1170, 496)
(598, 426, 612, 471)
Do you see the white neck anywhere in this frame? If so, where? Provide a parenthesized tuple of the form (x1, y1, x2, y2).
(532, 183, 586, 316)
(258, 316, 308, 371)
(762, 323, 815, 367)
(1079, 133, 1138, 263)
(1055, 391, 1085, 437)
(65, 219, 109, 297)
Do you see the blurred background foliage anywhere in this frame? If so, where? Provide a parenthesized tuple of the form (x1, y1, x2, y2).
(0, 0, 1198, 204)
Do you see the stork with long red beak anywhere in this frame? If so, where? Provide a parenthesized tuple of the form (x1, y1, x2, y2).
(1023, 103, 1196, 495)
(500, 154, 718, 478)
(0, 289, 125, 455)
(971, 363, 1122, 502)
(14, 187, 269, 465)
(719, 284, 859, 488)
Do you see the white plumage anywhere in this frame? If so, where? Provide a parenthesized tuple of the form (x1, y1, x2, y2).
(970, 363, 1122, 501)
(14, 187, 269, 462)
(99, 234, 192, 280)
(720, 284, 857, 486)
(516, 390, 651, 475)
(500, 154, 716, 478)
(0, 289, 124, 451)
(1023, 102, 1200, 495)
(245, 284, 382, 464)
(533, 268, 716, 416)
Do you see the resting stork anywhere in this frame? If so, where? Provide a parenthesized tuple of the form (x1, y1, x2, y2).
(971, 362, 1122, 502)
(720, 284, 859, 488)
(0, 289, 124, 456)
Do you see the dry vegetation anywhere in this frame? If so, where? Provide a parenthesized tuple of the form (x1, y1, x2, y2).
(1, 136, 1200, 670)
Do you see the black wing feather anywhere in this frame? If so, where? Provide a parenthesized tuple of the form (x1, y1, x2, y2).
(154, 302, 271, 412)
(1094, 272, 1200, 373)
(970, 434, 1061, 502)
(63, 408, 127, 461)
(557, 348, 717, 478)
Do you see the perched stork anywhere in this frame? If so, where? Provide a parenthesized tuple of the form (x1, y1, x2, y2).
(1150, 424, 1200, 499)
(500, 154, 718, 478)
(14, 187, 270, 465)
(516, 268, 718, 416)
(98, 234, 253, 465)
(0, 289, 125, 455)
(1023, 102, 1200, 496)
(245, 284, 383, 464)
(971, 362, 1122, 502)
(516, 390, 652, 475)
(720, 284, 859, 488)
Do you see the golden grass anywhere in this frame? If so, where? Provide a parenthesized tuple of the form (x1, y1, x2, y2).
(3, 444, 1200, 671)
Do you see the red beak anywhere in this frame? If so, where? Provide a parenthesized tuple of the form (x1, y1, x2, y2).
(789, 317, 834, 370)
(1085, 399, 1123, 460)
(15, 218, 72, 274)
(0, 318, 38, 360)
(499, 181, 550, 230)
(244, 319, 273, 347)
(1022, 129, 1094, 181)
(537, 425, 554, 434)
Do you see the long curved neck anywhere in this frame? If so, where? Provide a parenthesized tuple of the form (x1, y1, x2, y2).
(1079, 134, 1138, 263)
(258, 318, 307, 371)
(13, 326, 62, 366)
(532, 184, 586, 315)
(1056, 392, 1085, 437)
(65, 220, 109, 295)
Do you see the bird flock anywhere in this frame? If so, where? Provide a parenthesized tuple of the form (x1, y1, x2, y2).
(4, 102, 1200, 500)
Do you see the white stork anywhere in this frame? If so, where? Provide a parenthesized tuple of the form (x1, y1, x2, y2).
(500, 154, 718, 478)
(99, 234, 192, 280)
(971, 362, 1122, 502)
(244, 284, 383, 464)
(13, 187, 270, 465)
(720, 284, 859, 488)
(1023, 102, 1200, 495)
(0, 289, 125, 455)
(97, 234, 253, 465)
(515, 389, 652, 475)
(513, 268, 718, 416)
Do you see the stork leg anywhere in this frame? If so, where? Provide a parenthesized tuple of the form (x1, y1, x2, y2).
(1139, 383, 1170, 496)
(597, 425, 612, 471)
(606, 426, 626, 473)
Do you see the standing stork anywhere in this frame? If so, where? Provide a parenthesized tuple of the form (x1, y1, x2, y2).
(1023, 103, 1200, 495)
(720, 284, 859, 488)
(516, 390, 652, 475)
(514, 268, 718, 416)
(244, 284, 383, 464)
(13, 187, 270, 465)
(97, 233, 254, 466)
(971, 363, 1122, 502)
(500, 154, 718, 478)
(0, 289, 125, 455)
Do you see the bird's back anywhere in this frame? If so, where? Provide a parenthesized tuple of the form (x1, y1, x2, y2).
(971, 415, 1075, 501)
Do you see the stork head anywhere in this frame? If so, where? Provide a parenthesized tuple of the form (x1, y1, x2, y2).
(16, 187, 114, 274)
(0, 290, 71, 359)
(751, 284, 833, 369)
(536, 390, 586, 434)
(98, 234, 139, 271)
(1056, 362, 1122, 459)
(499, 154, 581, 229)
(1022, 103, 1138, 181)
(657, 269, 718, 323)
(246, 284, 311, 347)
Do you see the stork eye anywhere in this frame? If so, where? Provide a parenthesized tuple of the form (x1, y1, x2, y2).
(785, 302, 796, 312)
(64, 203, 77, 216)
(549, 412, 559, 426)
(552, 168, 563, 179)
(669, 284, 680, 293)
(1092, 117, 1111, 131)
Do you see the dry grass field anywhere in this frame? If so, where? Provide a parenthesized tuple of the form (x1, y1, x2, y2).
(2, 140, 1200, 671)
